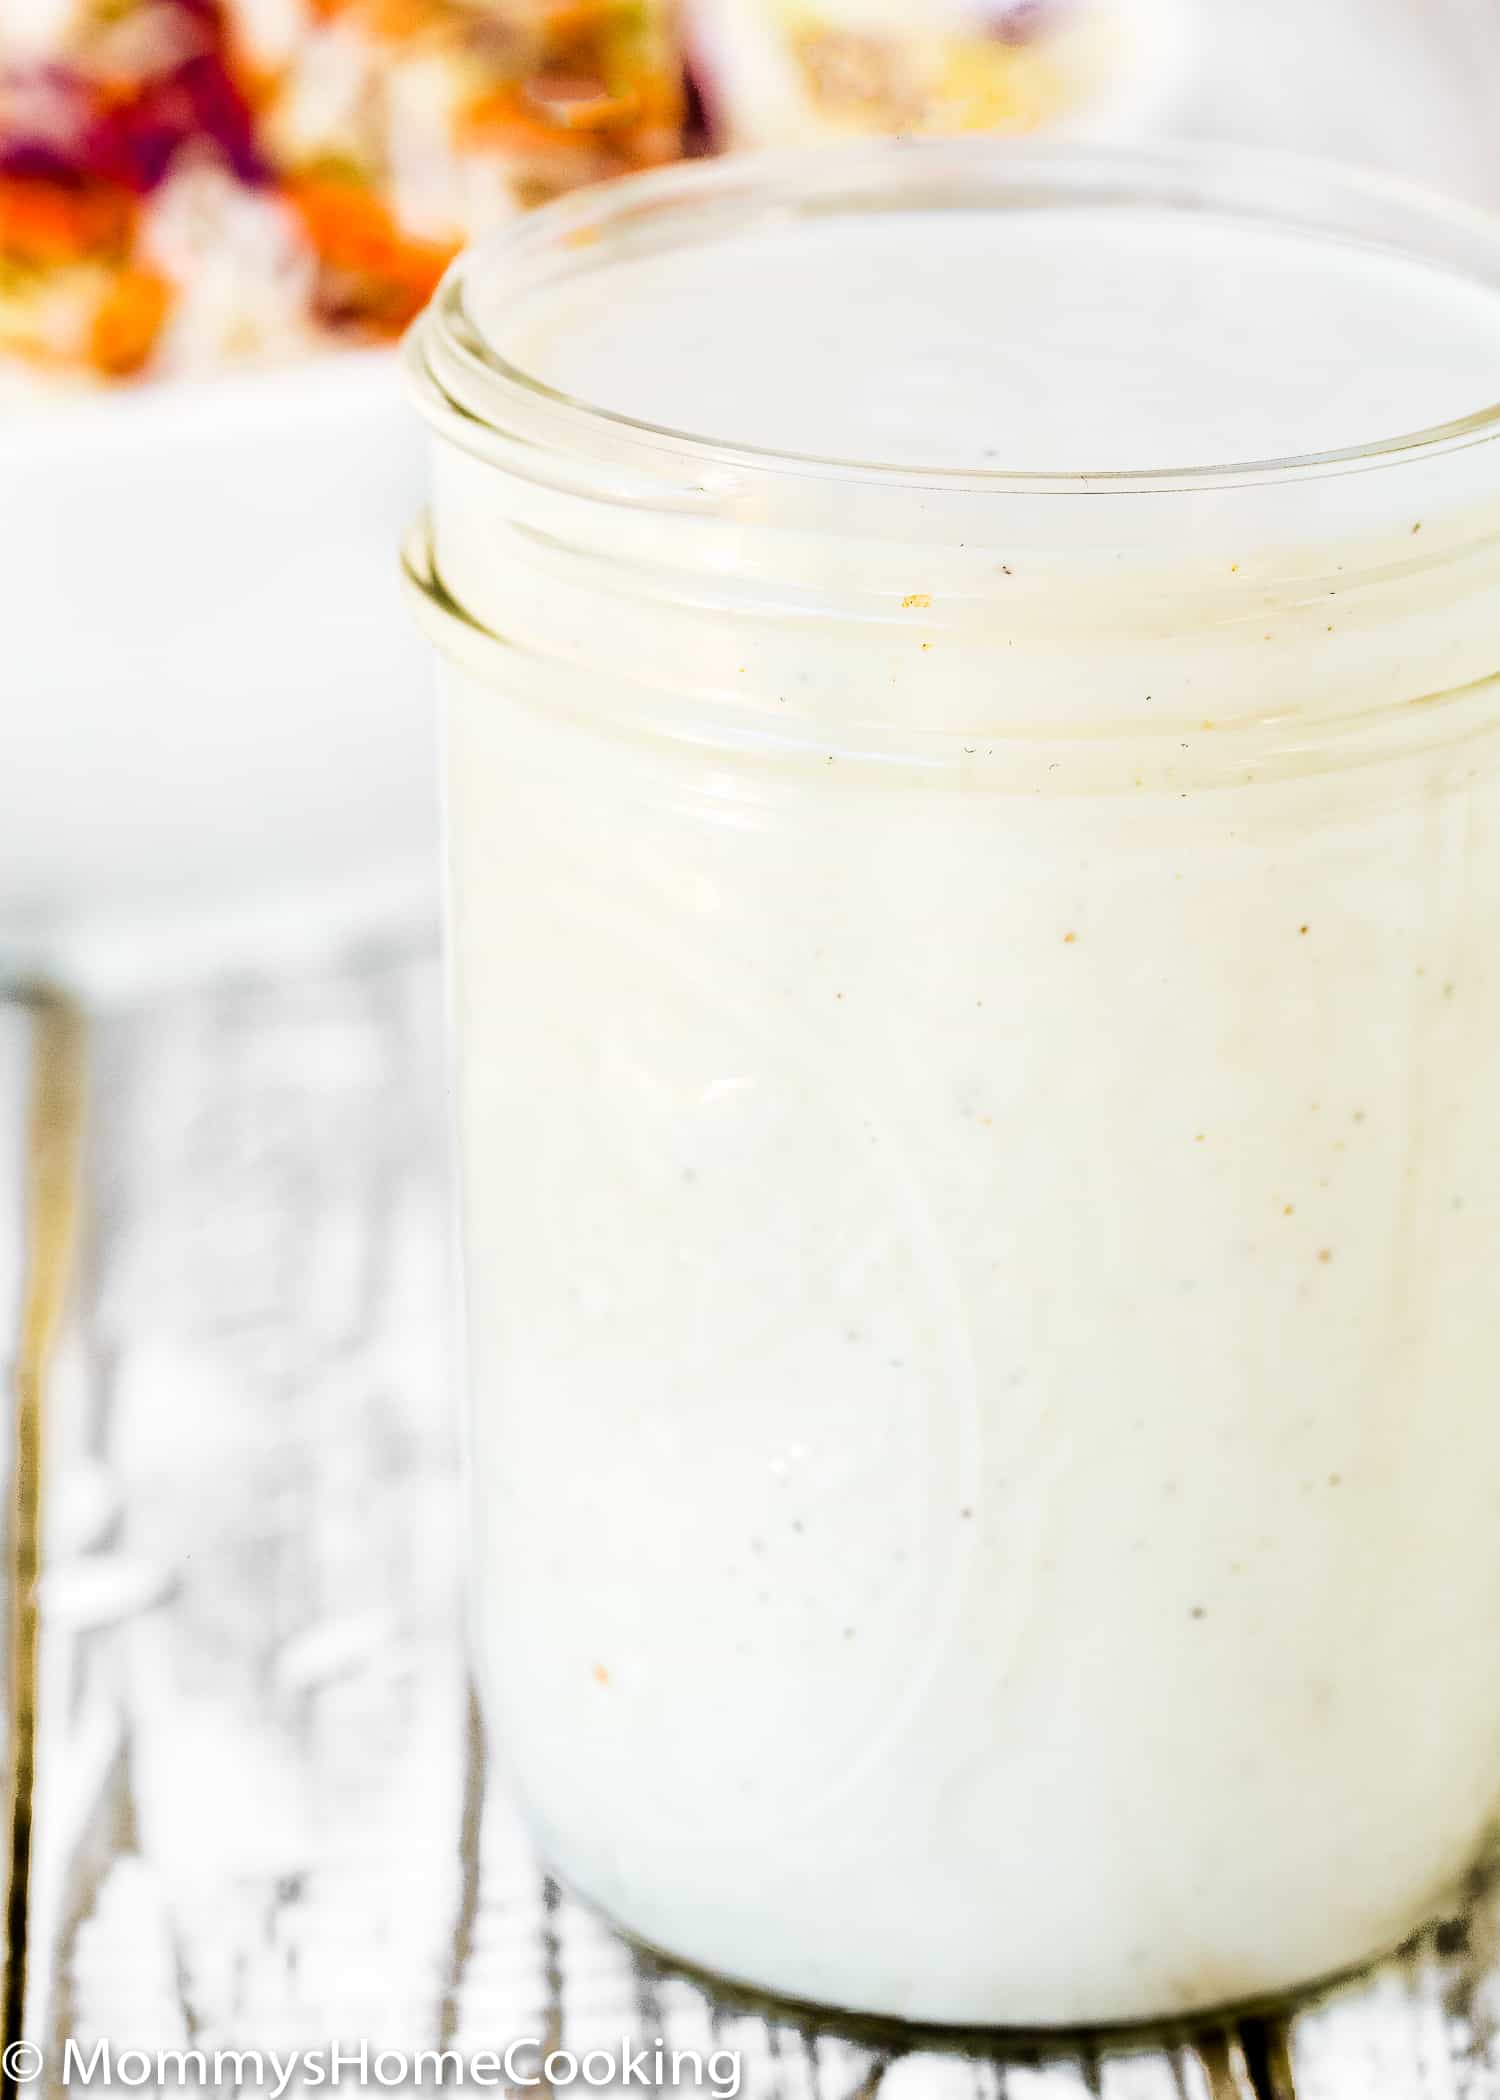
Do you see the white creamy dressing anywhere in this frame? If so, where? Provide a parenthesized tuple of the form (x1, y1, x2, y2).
(479, 206, 1500, 470)
(434, 181, 1500, 2025)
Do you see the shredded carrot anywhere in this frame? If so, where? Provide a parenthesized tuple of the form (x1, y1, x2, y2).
(0, 177, 135, 266)
(88, 266, 173, 376)
(287, 178, 455, 297)
(456, 83, 579, 152)
(288, 178, 458, 333)
(631, 65, 684, 127)
(538, 0, 640, 38)
(360, 0, 448, 38)
(524, 74, 641, 130)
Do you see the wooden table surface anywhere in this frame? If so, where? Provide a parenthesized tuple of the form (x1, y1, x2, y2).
(4, 951, 1500, 2100)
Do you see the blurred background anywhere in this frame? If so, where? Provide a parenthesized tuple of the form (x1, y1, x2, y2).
(3, 0, 1500, 990)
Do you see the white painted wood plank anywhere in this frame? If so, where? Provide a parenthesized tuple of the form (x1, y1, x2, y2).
(23, 957, 469, 2082)
(1004, 2061, 1101, 2100)
(0, 1001, 29, 1386)
(0, 995, 31, 2046)
(1097, 2048, 1196, 2100)
(4, 994, 87, 2076)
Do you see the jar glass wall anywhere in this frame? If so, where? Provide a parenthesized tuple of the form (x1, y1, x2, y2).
(406, 141, 1500, 2032)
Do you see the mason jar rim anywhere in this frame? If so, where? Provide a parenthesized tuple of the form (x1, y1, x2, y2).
(407, 135, 1500, 498)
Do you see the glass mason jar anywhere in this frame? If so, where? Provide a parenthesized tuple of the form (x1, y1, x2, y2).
(405, 141, 1500, 2032)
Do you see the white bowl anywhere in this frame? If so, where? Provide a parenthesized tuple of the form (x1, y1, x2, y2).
(0, 350, 439, 987)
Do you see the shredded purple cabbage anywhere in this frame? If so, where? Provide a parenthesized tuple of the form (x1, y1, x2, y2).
(980, 1, 1060, 47)
(0, 0, 266, 197)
